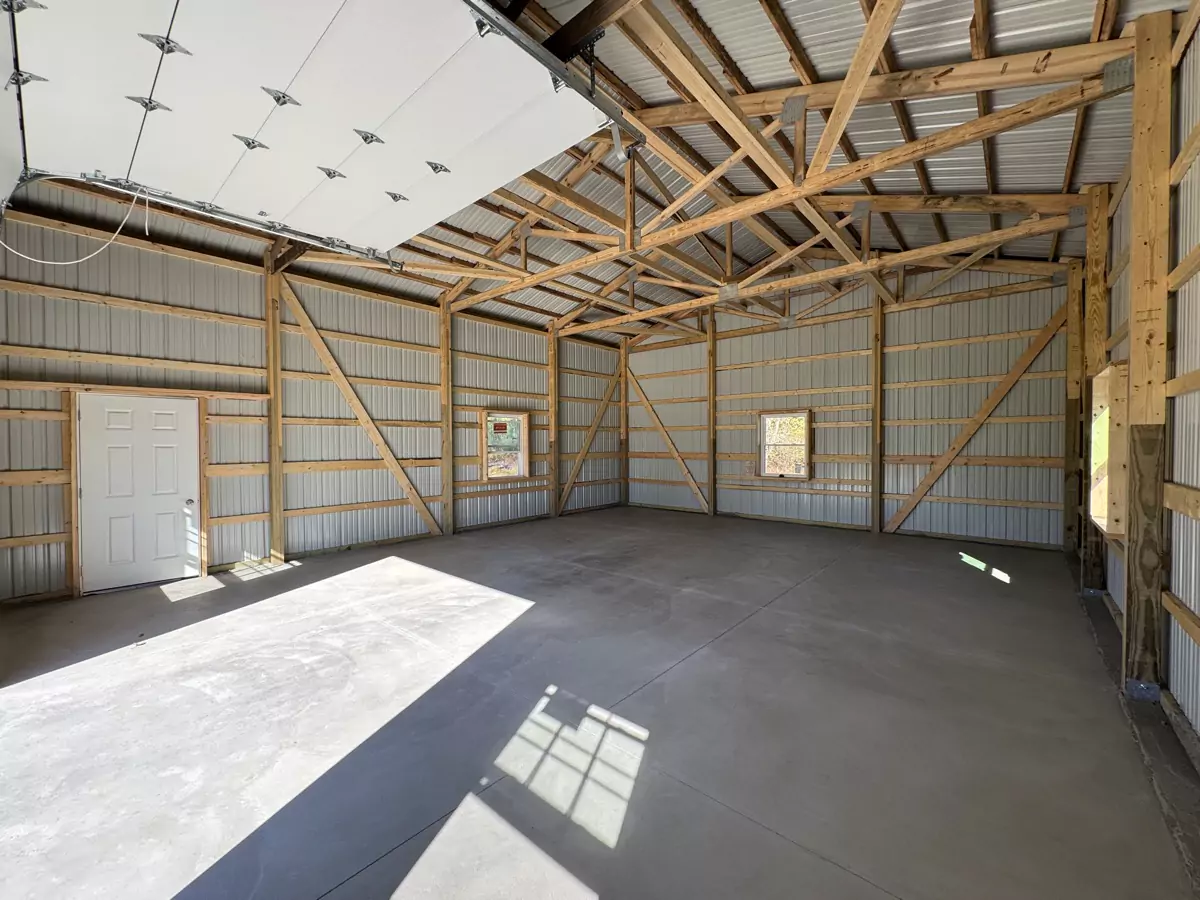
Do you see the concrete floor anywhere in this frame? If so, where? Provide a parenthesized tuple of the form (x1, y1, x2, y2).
(0, 508, 1191, 899)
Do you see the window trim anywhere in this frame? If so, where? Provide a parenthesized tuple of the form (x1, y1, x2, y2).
(481, 409, 531, 482)
(757, 409, 812, 480)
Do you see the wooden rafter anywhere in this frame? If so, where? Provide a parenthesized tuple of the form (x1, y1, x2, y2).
(856, 0, 950, 244)
(559, 215, 1073, 335)
(666, 0, 836, 247)
(883, 303, 1068, 532)
(809, 0, 905, 175)
(1048, 0, 1121, 261)
(454, 77, 1123, 312)
(625, 2, 897, 304)
(635, 38, 1131, 128)
(756, 0, 909, 250)
(521, 0, 816, 308)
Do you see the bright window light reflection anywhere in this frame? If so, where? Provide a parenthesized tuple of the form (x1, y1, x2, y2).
(959, 552, 987, 572)
(158, 577, 224, 603)
(958, 552, 1012, 585)
(229, 558, 302, 582)
(494, 685, 647, 849)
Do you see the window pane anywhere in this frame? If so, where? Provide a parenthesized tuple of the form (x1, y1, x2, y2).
(763, 414, 807, 445)
(486, 414, 524, 478)
(764, 444, 808, 476)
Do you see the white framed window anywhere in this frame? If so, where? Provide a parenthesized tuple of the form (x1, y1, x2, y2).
(482, 410, 530, 481)
(758, 410, 811, 479)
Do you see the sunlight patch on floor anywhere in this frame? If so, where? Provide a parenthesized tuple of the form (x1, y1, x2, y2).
(959, 552, 1012, 585)
(494, 685, 647, 849)
(392, 794, 596, 899)
(0, 556, 535, 900)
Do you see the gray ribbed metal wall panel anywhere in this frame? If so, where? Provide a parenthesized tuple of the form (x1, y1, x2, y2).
(1169, 38, 1200, 732)
(715, 281, 873, 527)
(884, 270, 1065, 544)
(280, 281, 444, 545)
(449, 319, 555, 529)
(560, 339, 620, 513)
(0, 218, 269, 588)
(1108, 544, 1126, 613)
(628, 343, 708, 512)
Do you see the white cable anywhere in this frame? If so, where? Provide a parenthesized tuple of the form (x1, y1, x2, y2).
(0, 184, 146, 266)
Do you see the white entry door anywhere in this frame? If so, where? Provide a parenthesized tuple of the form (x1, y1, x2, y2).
(77, 393, 201, 593)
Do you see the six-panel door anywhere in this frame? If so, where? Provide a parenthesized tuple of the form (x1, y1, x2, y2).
(77, 393, 201, 593)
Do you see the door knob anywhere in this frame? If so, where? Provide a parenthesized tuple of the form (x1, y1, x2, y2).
(185, 499, 194, 506)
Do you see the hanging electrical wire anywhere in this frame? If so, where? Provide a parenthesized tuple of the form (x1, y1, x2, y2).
(0, 180, 147, 265)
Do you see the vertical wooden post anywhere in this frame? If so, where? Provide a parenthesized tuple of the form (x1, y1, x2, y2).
(1123, 10, 1172, 699)
(548, 326, 560, 517)
(871, 294, 884, 532)
(707, 308, 717, 515)
(1064, 258, 1084, 554)
(624, 155, 636, 252)
(895, 265, 905, 303)
(440, 302, 455, 536)
(724, 222, 734, 279)
(265, 255, 285, 564)
(793, 109, 807, 184)
(1081, 183, 1111, 590)
(620, 337, 629, 506)
(61, 390, 80, 596)
(197, 397, 209, 576)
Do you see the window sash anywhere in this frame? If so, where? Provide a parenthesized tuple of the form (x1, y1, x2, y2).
(483, 411, 529, 480)
(758, 412, 810, 479)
